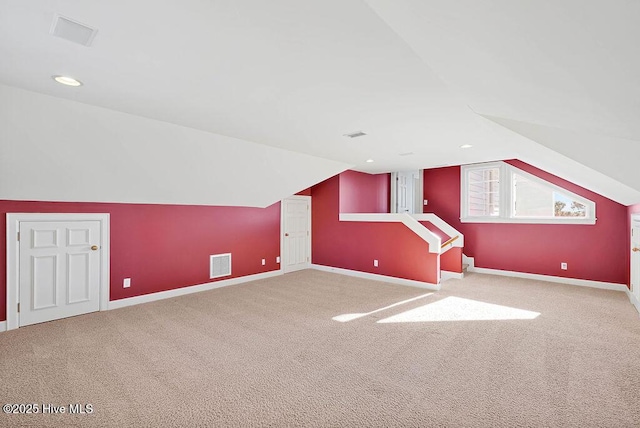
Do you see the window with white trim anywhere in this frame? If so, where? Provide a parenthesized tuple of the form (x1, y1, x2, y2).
(461, 162, 596, 224)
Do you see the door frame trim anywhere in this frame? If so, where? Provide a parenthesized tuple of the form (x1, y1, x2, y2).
(631, 214, 640, 297)
(6, 213, 110, 331)
(390, 172, 398, 213)
(280, 195, 312, 273)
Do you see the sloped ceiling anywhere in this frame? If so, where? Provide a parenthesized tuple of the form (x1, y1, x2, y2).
(482, 115, 640, 194)
(0, 84, 349, 207)
(1, 0, 639, 205)
(365, 0, 640, 204)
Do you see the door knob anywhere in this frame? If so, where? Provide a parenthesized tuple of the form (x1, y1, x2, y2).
(285, 233, 289, 237)
(91, 245, 99, 251)
(633, 248, 640, 252)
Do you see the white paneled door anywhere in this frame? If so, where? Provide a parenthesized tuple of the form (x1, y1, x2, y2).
(396, 171, 420, 214)
(19, 221, 101, 326)
(282, 196, 311, 273)
(397, 172, 410, 213)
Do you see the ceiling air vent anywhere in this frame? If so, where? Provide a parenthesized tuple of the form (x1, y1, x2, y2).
(50, 14, 98, 47)
(210, 253, 232, 279)
(343, 131, 367, 138)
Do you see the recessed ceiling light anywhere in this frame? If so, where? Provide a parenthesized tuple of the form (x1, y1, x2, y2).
(53, 75, 83, 87)
(366, 159, 374, 163)
(460, 144, 473, 149)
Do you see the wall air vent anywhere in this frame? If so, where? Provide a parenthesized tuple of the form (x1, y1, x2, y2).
(210, 253, 232, 279)
(343, 131, 367, 138)
(50, 14, 98, 47)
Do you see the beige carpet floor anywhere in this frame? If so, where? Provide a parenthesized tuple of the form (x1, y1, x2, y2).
(1, 270, 639, 427)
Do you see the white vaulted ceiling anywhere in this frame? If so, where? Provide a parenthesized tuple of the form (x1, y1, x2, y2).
(1, 0, 639, 206)
(365, 0, 640, 203)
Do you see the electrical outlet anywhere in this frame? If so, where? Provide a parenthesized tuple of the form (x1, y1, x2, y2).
(423, 199, 428, 206)
(276, 256, 280, 263)
(374, 259, 379, 267)
(261, 259, 266, 266)
(561, 262, 567, 270)
(123, 278, 131, 288)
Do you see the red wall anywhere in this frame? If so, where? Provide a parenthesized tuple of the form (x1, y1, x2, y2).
(0, 200, 281, 322)
(423, 160, 628, 285)
(419, 221, 462, 274)
(627, 204, 640, 214)
(339, 170, 390, 213)
(441, 248, 463, 274)
(419, 222, 449, 241)
(312, 174, 438, 284)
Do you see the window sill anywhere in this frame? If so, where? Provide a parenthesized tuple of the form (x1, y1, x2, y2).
(460, 217, 596, 225)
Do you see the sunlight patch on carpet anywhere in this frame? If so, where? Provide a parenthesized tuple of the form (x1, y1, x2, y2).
(332, 293, 434, 322)
(377, 296, 541, 323)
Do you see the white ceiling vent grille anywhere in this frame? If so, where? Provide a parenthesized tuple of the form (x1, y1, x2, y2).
(343, 131, 367, 138)
(210, 253, 232, 279)
(50, 14, 98, 47)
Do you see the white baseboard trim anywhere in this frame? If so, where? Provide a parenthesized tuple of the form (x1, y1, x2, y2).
(311, 264, 440, 291)
(108, 270, 283, 311)
(0, 321, 6, 332)
(441, 270, 464, 282)
(468, 266, 628, 292)
(626, 288, 640, 316)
